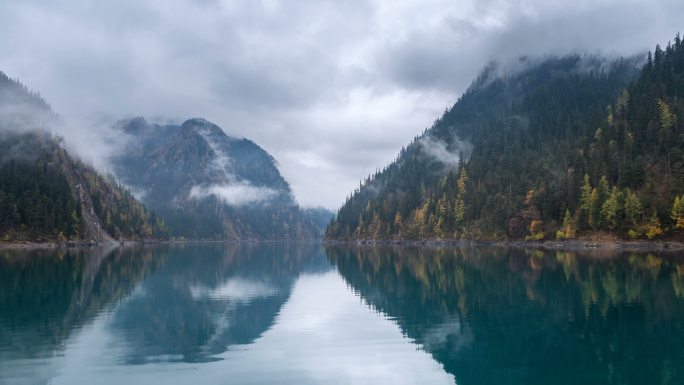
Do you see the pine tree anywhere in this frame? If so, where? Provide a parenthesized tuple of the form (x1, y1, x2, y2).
(624, 189, 642, 227)
(672, 195, 684, 229)
(69, 210, 81, 238)
(579, 176, 610, 230)
(589, 189, 601, 230)
(454, 168, 468, 225)
(580, 175, 593, 229)
(658, 99, 676, 131)
(394, 211, 403, 233)
(562, 209, 575, 238)
(601, 187, 621, 231)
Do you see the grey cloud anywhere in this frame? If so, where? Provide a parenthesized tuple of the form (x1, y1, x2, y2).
(0, 0, 682, 209)
(188, 121, 283, 206)
(377, 0, 683, 92)
(418, 134, 473, 169)
(189, 183, 279, 206)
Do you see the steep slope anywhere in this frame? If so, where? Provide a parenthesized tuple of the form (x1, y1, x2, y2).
(112, 118, 322, 240)
(0, 72, 167, 242)
(327, 54, 643, 240)
(578, 36, 684, 239)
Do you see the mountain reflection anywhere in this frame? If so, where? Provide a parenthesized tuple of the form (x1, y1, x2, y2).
(0, 243, 330, 367)
(327, 246, 684, 385)
(110, 242, 330, 363)
(5, 244, 684, 384)
(0, 246, 163, 362)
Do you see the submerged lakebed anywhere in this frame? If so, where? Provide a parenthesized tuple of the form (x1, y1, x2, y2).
(1, 243, 684, 385)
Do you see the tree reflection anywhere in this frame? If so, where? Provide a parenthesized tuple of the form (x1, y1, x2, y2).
(328, 245, 684, 385)
(0, 246, 164, 360)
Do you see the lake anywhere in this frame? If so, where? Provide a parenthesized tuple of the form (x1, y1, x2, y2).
(1, 243, 684, 385)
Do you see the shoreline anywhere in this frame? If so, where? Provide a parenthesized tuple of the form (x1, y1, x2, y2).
(3, 238, 684, 253)
(0, 238, 324, 250)
(323, 238, 684, 252)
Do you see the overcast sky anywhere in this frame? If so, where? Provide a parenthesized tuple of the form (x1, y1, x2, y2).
(0, 0, 682, 209)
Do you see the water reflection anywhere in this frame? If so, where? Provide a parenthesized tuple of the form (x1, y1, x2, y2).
(110, 243, 329, 363)
(2, 244, 684, 384)
(0, 246, 164, 384)
(0, 243, 454, 385)
(0, 246, 163, 361)
(328, 246, 684, 385)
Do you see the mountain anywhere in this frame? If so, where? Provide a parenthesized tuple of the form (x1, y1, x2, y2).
(302, 207, 335, 232)
(0, 72, 168, 243)
(327, 50, 662, 240)
(111, 117, 324, 240)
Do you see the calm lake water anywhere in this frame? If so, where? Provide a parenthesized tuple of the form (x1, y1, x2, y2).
(1, 243, 684, 385)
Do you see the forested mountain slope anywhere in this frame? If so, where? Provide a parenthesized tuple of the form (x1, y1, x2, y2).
(0, 72, 167, 242)
(327, 42, 683, 241)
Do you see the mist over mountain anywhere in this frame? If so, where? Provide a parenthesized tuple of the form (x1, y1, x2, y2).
(1, 2, 684, 385)
(327, 50, 664, 240)
(0, 68, 329, 243)
(2, 25, 682, 245)
(2, 0, 681, 210)
(0, 72, 167, 242)
(111, 117, 327, 240)
(113, 117, 292, 206)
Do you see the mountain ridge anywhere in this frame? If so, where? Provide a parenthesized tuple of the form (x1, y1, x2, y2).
(111, 116, 326, 240)
(0, 75, 168, 243)
(326, 48, 678, 241)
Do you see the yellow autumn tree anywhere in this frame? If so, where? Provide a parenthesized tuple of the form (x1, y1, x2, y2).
(672, 195, 684, 229)
(646, 211, 663, 239)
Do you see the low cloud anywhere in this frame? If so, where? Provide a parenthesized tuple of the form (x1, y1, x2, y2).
(418, 134, 473, 170)
(56, 115, 134, 172)
(0, 74, 57, 134)
(0, 103, 55, 134)
(187, 119, 282, 206)
(125, 185, 149, 202)
(190, 182, 278, 206)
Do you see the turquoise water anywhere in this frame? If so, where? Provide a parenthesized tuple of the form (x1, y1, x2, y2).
(1, 243, 683, 384)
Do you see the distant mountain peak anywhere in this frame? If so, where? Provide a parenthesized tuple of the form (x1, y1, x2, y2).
(111, 116, 321, 239)
(118, 116, 150, 134)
